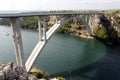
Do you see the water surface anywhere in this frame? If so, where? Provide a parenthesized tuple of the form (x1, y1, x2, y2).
(0, 26, 107, 80)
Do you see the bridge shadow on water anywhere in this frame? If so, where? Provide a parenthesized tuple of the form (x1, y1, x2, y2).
(93, 14, 120, 80)
(51, 62, 98, 80)
(95, 45, 120, 80)
(51, 15, 120, 80)
(51, 45, 120, 80)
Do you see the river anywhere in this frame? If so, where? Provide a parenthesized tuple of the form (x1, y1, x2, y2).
(1, 25, 117, 80)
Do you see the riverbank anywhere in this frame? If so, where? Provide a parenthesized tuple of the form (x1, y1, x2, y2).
(0, 63, 65, 80)
(30, 67, 65, 80)
(78, 30, 94, 39)
(79, 34, 94, 39)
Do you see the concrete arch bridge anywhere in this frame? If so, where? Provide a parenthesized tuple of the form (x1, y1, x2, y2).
(0, 11, 103, 72)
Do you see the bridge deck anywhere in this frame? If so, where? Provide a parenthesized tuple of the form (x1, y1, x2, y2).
(0, 11, 103, 18)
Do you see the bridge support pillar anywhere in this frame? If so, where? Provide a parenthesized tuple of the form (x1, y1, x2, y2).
(38, 16, 42, 41)
(85, 15, 89, 22)
(56, 16, 58, 23)
(10, 18, 25, 69)
(89, 16, 93, 35)
(43, 17, 46, 41)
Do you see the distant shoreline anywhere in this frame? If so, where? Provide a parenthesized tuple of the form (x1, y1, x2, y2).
(79, 34, 94, 39)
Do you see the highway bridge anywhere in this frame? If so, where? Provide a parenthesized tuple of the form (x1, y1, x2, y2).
(0, 11, 103, 72)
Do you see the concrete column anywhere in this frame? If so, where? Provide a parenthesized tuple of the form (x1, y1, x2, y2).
(56, 16, 58, 23)
(10, 18, 25, 69)
(43, 17, 46, 41)
(89, 16, 93, 35)
(85, 15, 88, 22)
(38, 16, 42, 41)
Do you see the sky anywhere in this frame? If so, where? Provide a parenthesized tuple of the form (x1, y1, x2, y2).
(0, 0, 120, 11)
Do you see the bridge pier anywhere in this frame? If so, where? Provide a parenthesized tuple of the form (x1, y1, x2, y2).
(38, 16, 42, 41)
(10, 18, 25, 69)
(89, 16, 93, 35)
(85, 15, 89, 22)
(55, 16, 57, 23)
(43, 17, 47, 41)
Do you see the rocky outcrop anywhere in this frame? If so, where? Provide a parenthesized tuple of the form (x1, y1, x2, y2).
(0, 63, 37, 80)
(98, 14, 119, 44)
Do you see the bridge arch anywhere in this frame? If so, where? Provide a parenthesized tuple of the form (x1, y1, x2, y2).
(59, 16, 92, 35)
(47, 16, 92, 40)
(26, 15, 93, 71)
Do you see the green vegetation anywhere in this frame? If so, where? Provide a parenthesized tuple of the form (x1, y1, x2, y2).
(94, 26, 119, 45)
(21, 17, 38, 29)
(31, 67, 50, 79)
(0, 18, 10, 26)
(58, 19, 85, 36)
(94, 10, 120, 45)
(103, 10, 120, 15)
(31, 71, 50, 79)
(58, 21, 72, 34)
(31, 67, 66, 80)
(95, 27, 108, 40)
(58, 27, 72, 34)
(57, 76, 66, 80)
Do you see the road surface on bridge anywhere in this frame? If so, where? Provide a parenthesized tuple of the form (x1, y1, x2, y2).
(0, 11, 103, 18)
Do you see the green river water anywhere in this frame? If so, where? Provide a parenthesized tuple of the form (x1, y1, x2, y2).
(0, 26, 107, 80)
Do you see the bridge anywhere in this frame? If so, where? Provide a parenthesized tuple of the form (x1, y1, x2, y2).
(0, 11, 103, 72)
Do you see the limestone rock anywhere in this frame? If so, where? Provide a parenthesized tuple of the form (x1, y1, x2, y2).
(0, 63, 37, 80)
(0, 71, 5, 80)
(28, 76, 38, 80)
